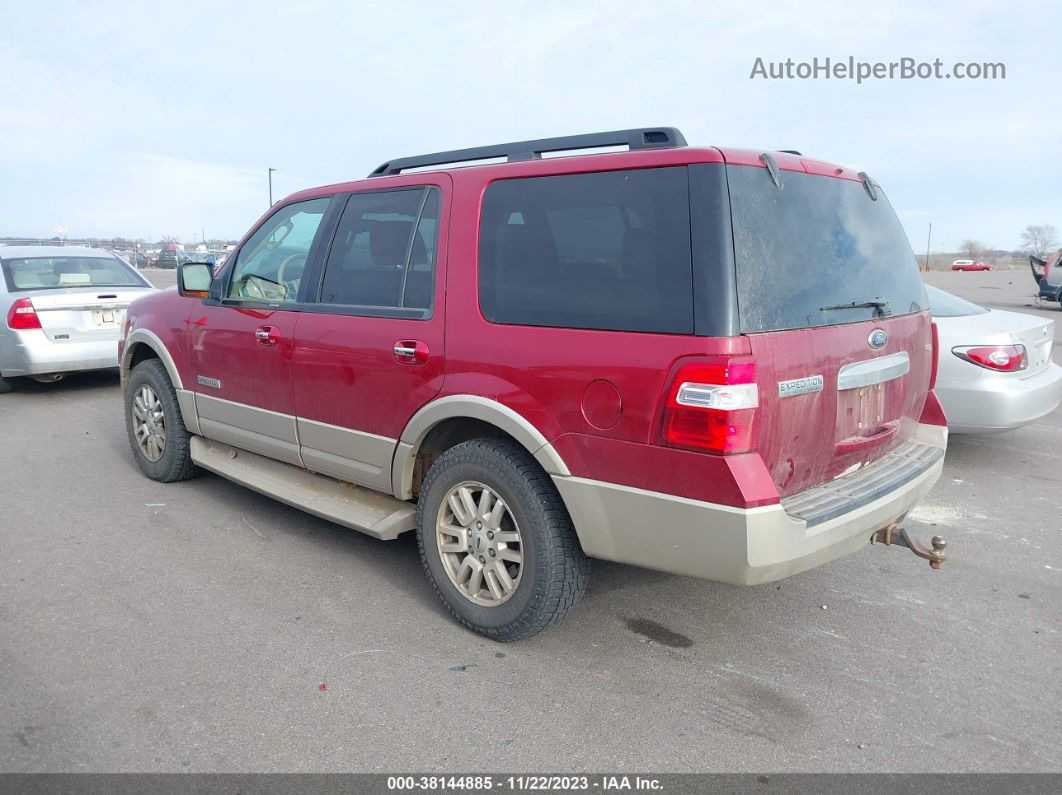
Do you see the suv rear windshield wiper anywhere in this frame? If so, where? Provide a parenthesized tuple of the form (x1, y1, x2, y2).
(820, 298, 891, 317)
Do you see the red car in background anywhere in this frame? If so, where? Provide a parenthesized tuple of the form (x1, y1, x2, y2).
(951, 259, 992, 271)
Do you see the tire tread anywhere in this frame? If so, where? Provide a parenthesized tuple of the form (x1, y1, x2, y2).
(126, 359, 197, 483)
(416, 438, 589, 642)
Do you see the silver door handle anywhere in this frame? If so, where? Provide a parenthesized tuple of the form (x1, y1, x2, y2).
(255, 329, 271, 340)
(393, 345, 416, 357)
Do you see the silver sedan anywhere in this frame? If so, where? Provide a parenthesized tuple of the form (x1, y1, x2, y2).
(929, 285, 1062, 432)
(0, 245, 155, 393)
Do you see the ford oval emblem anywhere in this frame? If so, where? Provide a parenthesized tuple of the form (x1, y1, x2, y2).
(868, 329, 888, 349)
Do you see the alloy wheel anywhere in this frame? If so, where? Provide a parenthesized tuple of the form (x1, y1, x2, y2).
(436, 481, 524, 606)
(131, 384, 166, 462)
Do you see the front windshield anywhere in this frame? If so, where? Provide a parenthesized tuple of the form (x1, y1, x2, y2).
(1, 256, 148, 292)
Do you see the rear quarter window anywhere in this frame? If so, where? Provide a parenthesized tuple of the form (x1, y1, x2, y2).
(478, 167, 694, 334)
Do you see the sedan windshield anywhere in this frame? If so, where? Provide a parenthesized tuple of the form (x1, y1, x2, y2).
(1, 256, 149, 292)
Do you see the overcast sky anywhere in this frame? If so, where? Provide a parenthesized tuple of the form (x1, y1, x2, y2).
(2, 0, 1058, 251)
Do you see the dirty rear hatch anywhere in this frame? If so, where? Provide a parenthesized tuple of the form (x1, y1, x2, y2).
(722, 159, 934, 498)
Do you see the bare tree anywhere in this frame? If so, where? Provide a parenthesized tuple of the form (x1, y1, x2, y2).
(958, 239, 988, 261)
(1020, 224, 1059, 259)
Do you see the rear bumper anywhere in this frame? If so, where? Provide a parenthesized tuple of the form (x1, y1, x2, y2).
(937, 362, 1062, 433)
(0, 329, 120, 377)
(554, 423, 946, 585)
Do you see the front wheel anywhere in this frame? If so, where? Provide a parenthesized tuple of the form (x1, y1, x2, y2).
(124, 358, 197, 482)
(0, 373, 12, 394)
(416, 438, 590, 641)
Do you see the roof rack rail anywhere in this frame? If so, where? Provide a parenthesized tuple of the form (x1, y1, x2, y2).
(368, 127, 687, 177)
(778, 149, 802, 155)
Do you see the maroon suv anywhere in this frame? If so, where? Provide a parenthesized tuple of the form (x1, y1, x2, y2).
(119, 128, 948, 640)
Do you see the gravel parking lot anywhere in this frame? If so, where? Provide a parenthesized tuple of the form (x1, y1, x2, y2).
(1, 268, 1059, 773)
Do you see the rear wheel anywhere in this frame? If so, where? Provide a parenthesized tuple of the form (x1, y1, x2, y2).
(0, 374, 12, 394)
(416, 438, 590, 641)
(125, 359, 197, 482)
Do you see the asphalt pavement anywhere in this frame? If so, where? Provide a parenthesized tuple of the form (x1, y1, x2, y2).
(1, 268, 1059, 772)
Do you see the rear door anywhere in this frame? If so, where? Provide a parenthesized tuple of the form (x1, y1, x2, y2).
(290, 179, 449, 492)
(716, 162, 933, 497)
(188, 196, 334, 465)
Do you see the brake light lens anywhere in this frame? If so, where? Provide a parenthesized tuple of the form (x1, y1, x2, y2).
(953, 344, 1027, 372)
(7, 297, 41, 330)
(661, 358, 758, 454)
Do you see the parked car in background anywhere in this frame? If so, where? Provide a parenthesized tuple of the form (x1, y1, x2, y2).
(928, 285, 1062, 432)
(119, 127, 948, 640)
(951, 259, 992, 271)
(0, 246, 155, 393)
(156, 245, 186, 269)
(114, 250, 149, 268)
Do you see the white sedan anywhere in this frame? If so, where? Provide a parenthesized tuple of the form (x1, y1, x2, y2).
(0, 246, 156, 393)
(928, 285, 1062, 432)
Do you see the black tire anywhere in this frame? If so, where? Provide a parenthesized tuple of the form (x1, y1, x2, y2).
(0, 374, 12, 394)
(416, 438, 590, 641)
(124, 358, 197, 482)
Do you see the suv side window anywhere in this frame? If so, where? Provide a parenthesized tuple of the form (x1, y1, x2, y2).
(228, 197, 331, 302)
(478, 167, 693, 334)
(318, 187, 440, 315)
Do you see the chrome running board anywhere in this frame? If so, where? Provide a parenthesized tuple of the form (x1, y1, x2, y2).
(190, 436, 416, 540)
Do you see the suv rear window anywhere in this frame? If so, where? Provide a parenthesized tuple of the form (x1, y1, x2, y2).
(725, 165, 928, 333)
(478, 167, 694, 334)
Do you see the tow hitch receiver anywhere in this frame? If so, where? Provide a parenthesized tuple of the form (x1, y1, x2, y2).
(872, 523, 947, 570)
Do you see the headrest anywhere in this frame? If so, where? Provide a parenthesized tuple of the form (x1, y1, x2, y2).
(370, 220, 413, 268)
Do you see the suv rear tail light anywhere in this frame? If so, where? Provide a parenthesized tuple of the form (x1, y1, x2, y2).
(661, 358, 758, 454)
(7, 297, 42, 330)
(953, 344, 1027, 372)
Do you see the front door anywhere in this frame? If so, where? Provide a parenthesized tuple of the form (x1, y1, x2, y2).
(291, 180, 449, 491)
(189, 196, 333, 465)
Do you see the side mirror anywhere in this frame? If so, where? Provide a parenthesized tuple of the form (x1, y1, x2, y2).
(177, 262, 213, 298)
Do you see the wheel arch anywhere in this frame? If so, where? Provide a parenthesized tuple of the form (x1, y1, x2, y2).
(121, 329, 183, 388)
(122, 329, 199, 434)
(391, 395, 569, 501)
